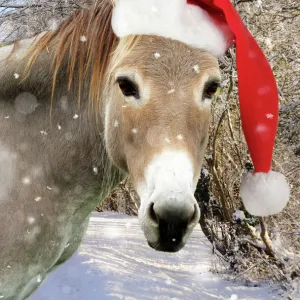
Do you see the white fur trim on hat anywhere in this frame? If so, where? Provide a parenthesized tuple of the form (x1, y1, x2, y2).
(112, 0, 229, 57)
(240, 171, 290, 217)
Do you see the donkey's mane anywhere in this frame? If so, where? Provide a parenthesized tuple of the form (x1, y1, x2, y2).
(26, 0, 137, 109)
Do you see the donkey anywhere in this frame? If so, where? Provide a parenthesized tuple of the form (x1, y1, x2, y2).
(0, 0, 221, 298)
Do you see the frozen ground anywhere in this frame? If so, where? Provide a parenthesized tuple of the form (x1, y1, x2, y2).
(30, 212, 280, 300)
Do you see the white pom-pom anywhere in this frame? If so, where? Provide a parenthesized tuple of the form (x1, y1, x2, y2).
(240, 171, 290, 217)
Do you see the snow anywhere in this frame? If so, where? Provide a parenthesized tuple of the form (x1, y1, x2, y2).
(31, 213, 278, 300)
(167, 89, 175, 94)
(154, 52, 161, 59)
(193, 65, 200, 74)
(233, 210, 246, 221)
(14, 92, 38, 115)
(80, 35, 87, 43)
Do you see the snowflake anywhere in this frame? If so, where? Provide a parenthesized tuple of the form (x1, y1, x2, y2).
(266, 113, 274, 119)
(22, 177, 31, 185)
(167, 89, 175, 94)
(132, 128, 138, 134)
(93, 167, 98, 175)
(57, 124, 62, 130)
(255, 0, 262, 8)
(37, 274, 42, 283)
(114, 120, 119, 128)
(27, 217, 35, 224)
(164, 137, 171, 144)
(14, 73, 20, 79)
(233, 210, 246, 221)
(80, 35, 87, 43)
(73, 114, 79, 119)
(4, 116, 9, 119)
(35, 197, 42, 202)
(47, 186, 53, 190)
(202, 169, 209, 177)
(65, 243, 70, 248)
(154, 52, 161, 59)
(40, 130, 48, 135)
(177, 135, 183, 141)
(7, 265, 11, 269)
(193, 64, 200, 74)
(264, 37, 274, 50)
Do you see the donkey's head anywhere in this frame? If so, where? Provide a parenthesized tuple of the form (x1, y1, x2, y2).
(104, 36, 220, 252)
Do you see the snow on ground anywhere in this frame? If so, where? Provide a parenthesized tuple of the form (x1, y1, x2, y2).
(30, 213, 280, 300)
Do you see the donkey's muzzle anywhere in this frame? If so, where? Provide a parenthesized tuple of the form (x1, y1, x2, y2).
(146, 197, 200, 252)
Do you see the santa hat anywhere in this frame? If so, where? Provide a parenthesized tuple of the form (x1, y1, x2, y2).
(111, 0, 290, 217)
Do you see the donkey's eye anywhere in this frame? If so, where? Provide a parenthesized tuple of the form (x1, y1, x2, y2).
(117, 77, 140, 99)
(204, 81, 220, 99)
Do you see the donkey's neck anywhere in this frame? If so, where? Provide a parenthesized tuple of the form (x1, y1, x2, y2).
(0, 36, 123, 221)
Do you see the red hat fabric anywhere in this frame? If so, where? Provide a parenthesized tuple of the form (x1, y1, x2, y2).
(111, 0, 290, 216)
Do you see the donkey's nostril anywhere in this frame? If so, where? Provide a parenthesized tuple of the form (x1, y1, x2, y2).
(149, 202, 158, 224)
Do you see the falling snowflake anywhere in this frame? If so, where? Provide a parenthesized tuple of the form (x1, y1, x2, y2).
(167, 89, 175, 94)
(177, 135, 183, 141)
(22, 177, 31, 185)
(193, 64, 200, 74)
(14, 73, 20, 79)
(264, 37, 274, 50)
(27, 217, 35, 224)
(266, 113, 274, 119)
(132, 128, 138, 134)
(37, 274, 42, 283)
(202, 169, 209, 177)
(255, 0, 262, 8)
(233, 210, 246, 221)
(65, 243, 70, 249)
(164, 137, 171, 144)
(114, 120, 119, 128)
(35, 197, 42, 202)
(172, 238, 176, 242)
(80, 35, 87, 43)
(93, 167, 98, 175)
(73, 114, 79, 119)
(40, 130, 48, 135)
(7, 265, 11, 269)
(4, 116, 9, 119)
(15, 92, 39, 115)
(57, 124, 62, 130)
(154, 52, 161, 59)
(47, 186, 53, 190)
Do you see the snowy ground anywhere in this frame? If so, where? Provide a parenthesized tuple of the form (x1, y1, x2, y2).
(30, 212, 280, 300)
